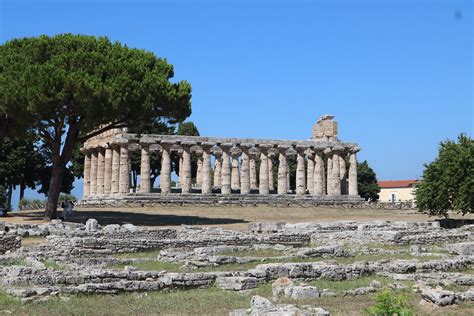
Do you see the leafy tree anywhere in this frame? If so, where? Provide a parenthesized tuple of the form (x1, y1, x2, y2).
(415, 134, 473, 216)
(0, 135, 45, 210)
(357, 160, 380, 201)
(0, 34, 191, 219)
(177, 121, 200, 137)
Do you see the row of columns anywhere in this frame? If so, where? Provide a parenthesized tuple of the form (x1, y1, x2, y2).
(83, 143, 359, 198)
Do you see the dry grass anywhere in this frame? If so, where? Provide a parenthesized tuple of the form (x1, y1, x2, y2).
(5, 206, 472, 230)
(20, 236, 47, 247)
(1, 283, 472, 316)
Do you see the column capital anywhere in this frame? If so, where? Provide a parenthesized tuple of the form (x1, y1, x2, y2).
(323, 147, 332, 155)
(256, 144, 272, 153)
(240, 143, 254, 149)
(220, 142, 234, 149)
(349, 145, 361, 154)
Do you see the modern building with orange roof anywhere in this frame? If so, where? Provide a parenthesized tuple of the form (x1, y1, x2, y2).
(378, 180, 421, 203)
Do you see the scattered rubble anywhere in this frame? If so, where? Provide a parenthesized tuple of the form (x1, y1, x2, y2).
(0, 218, 472, 313)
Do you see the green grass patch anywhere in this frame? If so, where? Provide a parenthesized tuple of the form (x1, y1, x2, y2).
(0, 282, 472, 316)
(364, 243, 411, 251)
(219, 248, 286, 257)
(43, 259, 65, 270)
(442, 283, 472, 292)
(0, 259, 27, 266)
(0, 286, 255, 316)
(113, 249, 161, 259)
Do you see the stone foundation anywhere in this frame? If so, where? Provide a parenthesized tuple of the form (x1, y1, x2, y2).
(81, 193, 364, 207)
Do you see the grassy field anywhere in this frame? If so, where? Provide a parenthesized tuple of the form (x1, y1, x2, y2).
(1, 282, 472, 316)
(4, 205, 473, 230)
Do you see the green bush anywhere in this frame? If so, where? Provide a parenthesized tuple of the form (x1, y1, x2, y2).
(58, 193, 77, 203)
(365, 289, 414, 316)
(18, 198, 47, 210)
(18, 198, 31, 209)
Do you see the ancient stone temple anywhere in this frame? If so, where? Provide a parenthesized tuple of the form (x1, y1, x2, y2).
(81, 115, 362, 205)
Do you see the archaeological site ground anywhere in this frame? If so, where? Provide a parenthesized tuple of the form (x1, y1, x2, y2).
(1, 205, 473, 315)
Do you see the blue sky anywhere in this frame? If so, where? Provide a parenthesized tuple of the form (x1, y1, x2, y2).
(1, 0, 472, 205)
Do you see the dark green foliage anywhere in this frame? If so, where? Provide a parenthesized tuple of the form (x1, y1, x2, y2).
(357, 160, 380, 201)
(415, 134, 473, 216)
(177, 122, 200, 137)
(365, 289, 414, 316)
(0, 135, 46, 209)
(0, 34, 192, 218)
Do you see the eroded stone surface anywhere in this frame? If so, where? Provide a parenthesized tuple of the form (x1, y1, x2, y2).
(0, 218, 472, 312)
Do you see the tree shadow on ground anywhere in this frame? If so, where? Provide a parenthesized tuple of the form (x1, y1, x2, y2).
(9, 210, 248, 227)
(436, 218, 474, 229)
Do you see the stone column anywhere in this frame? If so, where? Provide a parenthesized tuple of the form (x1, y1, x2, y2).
(201, 145, 212, 194)
(83, 151, 91, 198)
(181, 146, 192, 193)
(250, 154, 258, 190)
(326, 149, 333, 196)
(339, 154, 347, 195)
(119, 144, 130, 194)
(295, 149, 306, 196)
(268, 156, 274, 191)
(96, 147, 105, 195)
(221, 145, 232, 194)
(332, 151, 341, 196)
(104, 147, 112, 195)
(111, 146, 120, 194)
(196, 154, 203, 187)
(160, 144, 172, 194)
(90, 150, 98, 197)
(277, 149, 288, 194)
(231, 153, 240, 190)
(240, 146, 251, 194)
(179, 154, 184, 188)
(140, 145, 151, 193)
(313, 151, 324, 195)
(306, 152, 314, 194)
(213, 152, 222, 188)
(348, 149, 359, 196)
(259, 147, 270, 194)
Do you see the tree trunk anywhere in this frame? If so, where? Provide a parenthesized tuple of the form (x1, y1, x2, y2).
(7, 184, 13, 211)
(19, 182, 25, 201)
(0, 116, 8, 144)
(44, 120, 80, 220)
(44, 156, 64, 220)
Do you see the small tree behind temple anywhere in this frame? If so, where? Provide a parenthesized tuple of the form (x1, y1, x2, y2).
(357, 160, 380, 201)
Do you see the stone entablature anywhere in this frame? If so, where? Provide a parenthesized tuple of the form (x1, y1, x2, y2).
(81, 115, 361, 202)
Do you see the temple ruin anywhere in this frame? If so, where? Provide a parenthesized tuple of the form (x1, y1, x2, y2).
(81, 115, 362, 205)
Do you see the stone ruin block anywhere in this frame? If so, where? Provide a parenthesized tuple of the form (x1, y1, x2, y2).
(312, 114, 338, 141)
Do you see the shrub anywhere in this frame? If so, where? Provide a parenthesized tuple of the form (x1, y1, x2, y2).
(58, 193, 77, 203)
(365, 289, 414, 316)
